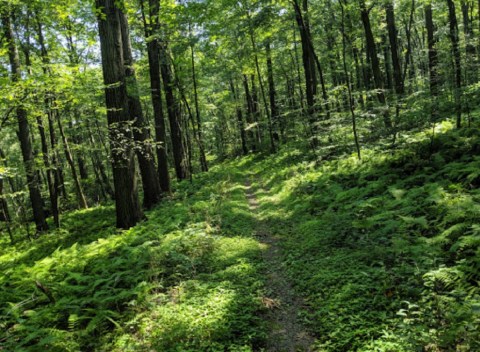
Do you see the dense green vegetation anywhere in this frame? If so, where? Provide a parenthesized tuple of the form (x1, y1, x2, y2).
(1, 163, 267, 350)
(2, 119, 480, 350)
(254, 121, 480, 350)
(2, 0, 480, 350)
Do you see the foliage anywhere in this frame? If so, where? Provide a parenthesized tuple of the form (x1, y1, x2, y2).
(249, 121, 480, 351)
(0, 162, 266, 351)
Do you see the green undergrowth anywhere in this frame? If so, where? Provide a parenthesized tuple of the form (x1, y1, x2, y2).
(0, 161, 266, 351)
(251, 120, 480, 351)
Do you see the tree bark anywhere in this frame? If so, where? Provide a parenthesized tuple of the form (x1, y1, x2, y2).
(31, 15, 61, 227)
(246, 11, 275, 153)
(425, 3, 439, 121)
(243, 74, 257, 152)
(385, 1, 404, 95)
(266, 40, 279, 145)
(447, 0, 463, 128)
(293, 0, 318, 142)
(119, 11, 162, 209)
(340, 0, 361, 160)
(359, 0, 392, 129)
(159, 43, 189, 180)
(230, 79, 248, 155)
(141, 0, 171, 194)
(96, 0, 143, 229)
(2, 10, 48, 232)
(190, 36, 209, 171)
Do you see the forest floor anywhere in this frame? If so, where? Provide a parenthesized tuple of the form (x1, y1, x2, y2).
(1, 119, 480, 351)
(245, 177, 315, 352)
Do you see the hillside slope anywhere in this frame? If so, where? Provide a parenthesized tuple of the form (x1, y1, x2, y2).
(1, 121, 479, 351)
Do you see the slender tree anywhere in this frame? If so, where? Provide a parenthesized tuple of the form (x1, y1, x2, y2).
(446, 0, 463, 128)
(140, 0, 171, 194)
(425, 3, 439, 121)
(359, 0, 392, 129)
(159, 43, 189, 180)
(2, 9, 48, 232)
(385, 0, 404, 96)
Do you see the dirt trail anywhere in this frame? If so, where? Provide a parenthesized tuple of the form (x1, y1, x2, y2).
(245, 179, 315, 352)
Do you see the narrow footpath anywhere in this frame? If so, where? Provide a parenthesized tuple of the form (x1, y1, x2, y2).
(245, 178, 315, 352)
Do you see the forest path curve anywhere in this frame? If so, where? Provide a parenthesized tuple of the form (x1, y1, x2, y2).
(245, 177, 315, 352)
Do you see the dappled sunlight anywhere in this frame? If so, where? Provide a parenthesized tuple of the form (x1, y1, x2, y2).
(0, 161, 266, 351)
(247, 123, 480, 351)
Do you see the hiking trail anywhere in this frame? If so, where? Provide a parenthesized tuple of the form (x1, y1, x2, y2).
(245, 178, 315, 352)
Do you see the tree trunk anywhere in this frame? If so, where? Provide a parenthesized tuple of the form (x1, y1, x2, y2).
(293, 0, 318, 142)
(359, 0, 392, 129)
(141, 0, 171, 194)
(386, 1, 404, 95)
(250, 75, 262, 147)
(34, 16, 60, 227)
(266, 41, 279, 145)
(246, 11, 275, 153)
(425, 4, 439, 121)
(230, 79, 248, 155)
(243, 74, 257, 152)
(95, 0, 144, 229)
(119, 11, 162, 209)
(2, 11, 48, 232)
(190, 37, 209, 171)
(159, 43, 189, 180)
(340, 1, 361, 160)
(447, 0, 463, 128)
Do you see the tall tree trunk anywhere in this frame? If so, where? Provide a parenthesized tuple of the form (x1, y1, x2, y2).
(47, 113, 66, 200)
(340, 0, 361, 160)
(230, 79, 248, 155)
(95, 0, 143, 229)
(266, 40, 279, 145)
(33, 15, 60, 227)
(2, 11, 48, 232)
(402, 0, 416, 93)
(141, 0, 171, 194)
(447, 0, 463, 128)
(359, 0, 392, 129)
(250, 75, 262, 147)
(386, 1, 404, 95)
(461, 1, 475, 83)
(159, 43, 189, 180)
(292, 22, 306, 115)
(246, 11, 276, 153)
(36, 115, 59, 227)
(190, 35, 208, 171)
(119, 11, 162, 209)
(243, 74, 257, 152)
(425, 4, 439, 121)
(382, 35, 393, 91)
(293, 0, 318, 142)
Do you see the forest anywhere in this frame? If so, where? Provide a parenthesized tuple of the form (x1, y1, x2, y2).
(1, 0, 480, 350)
